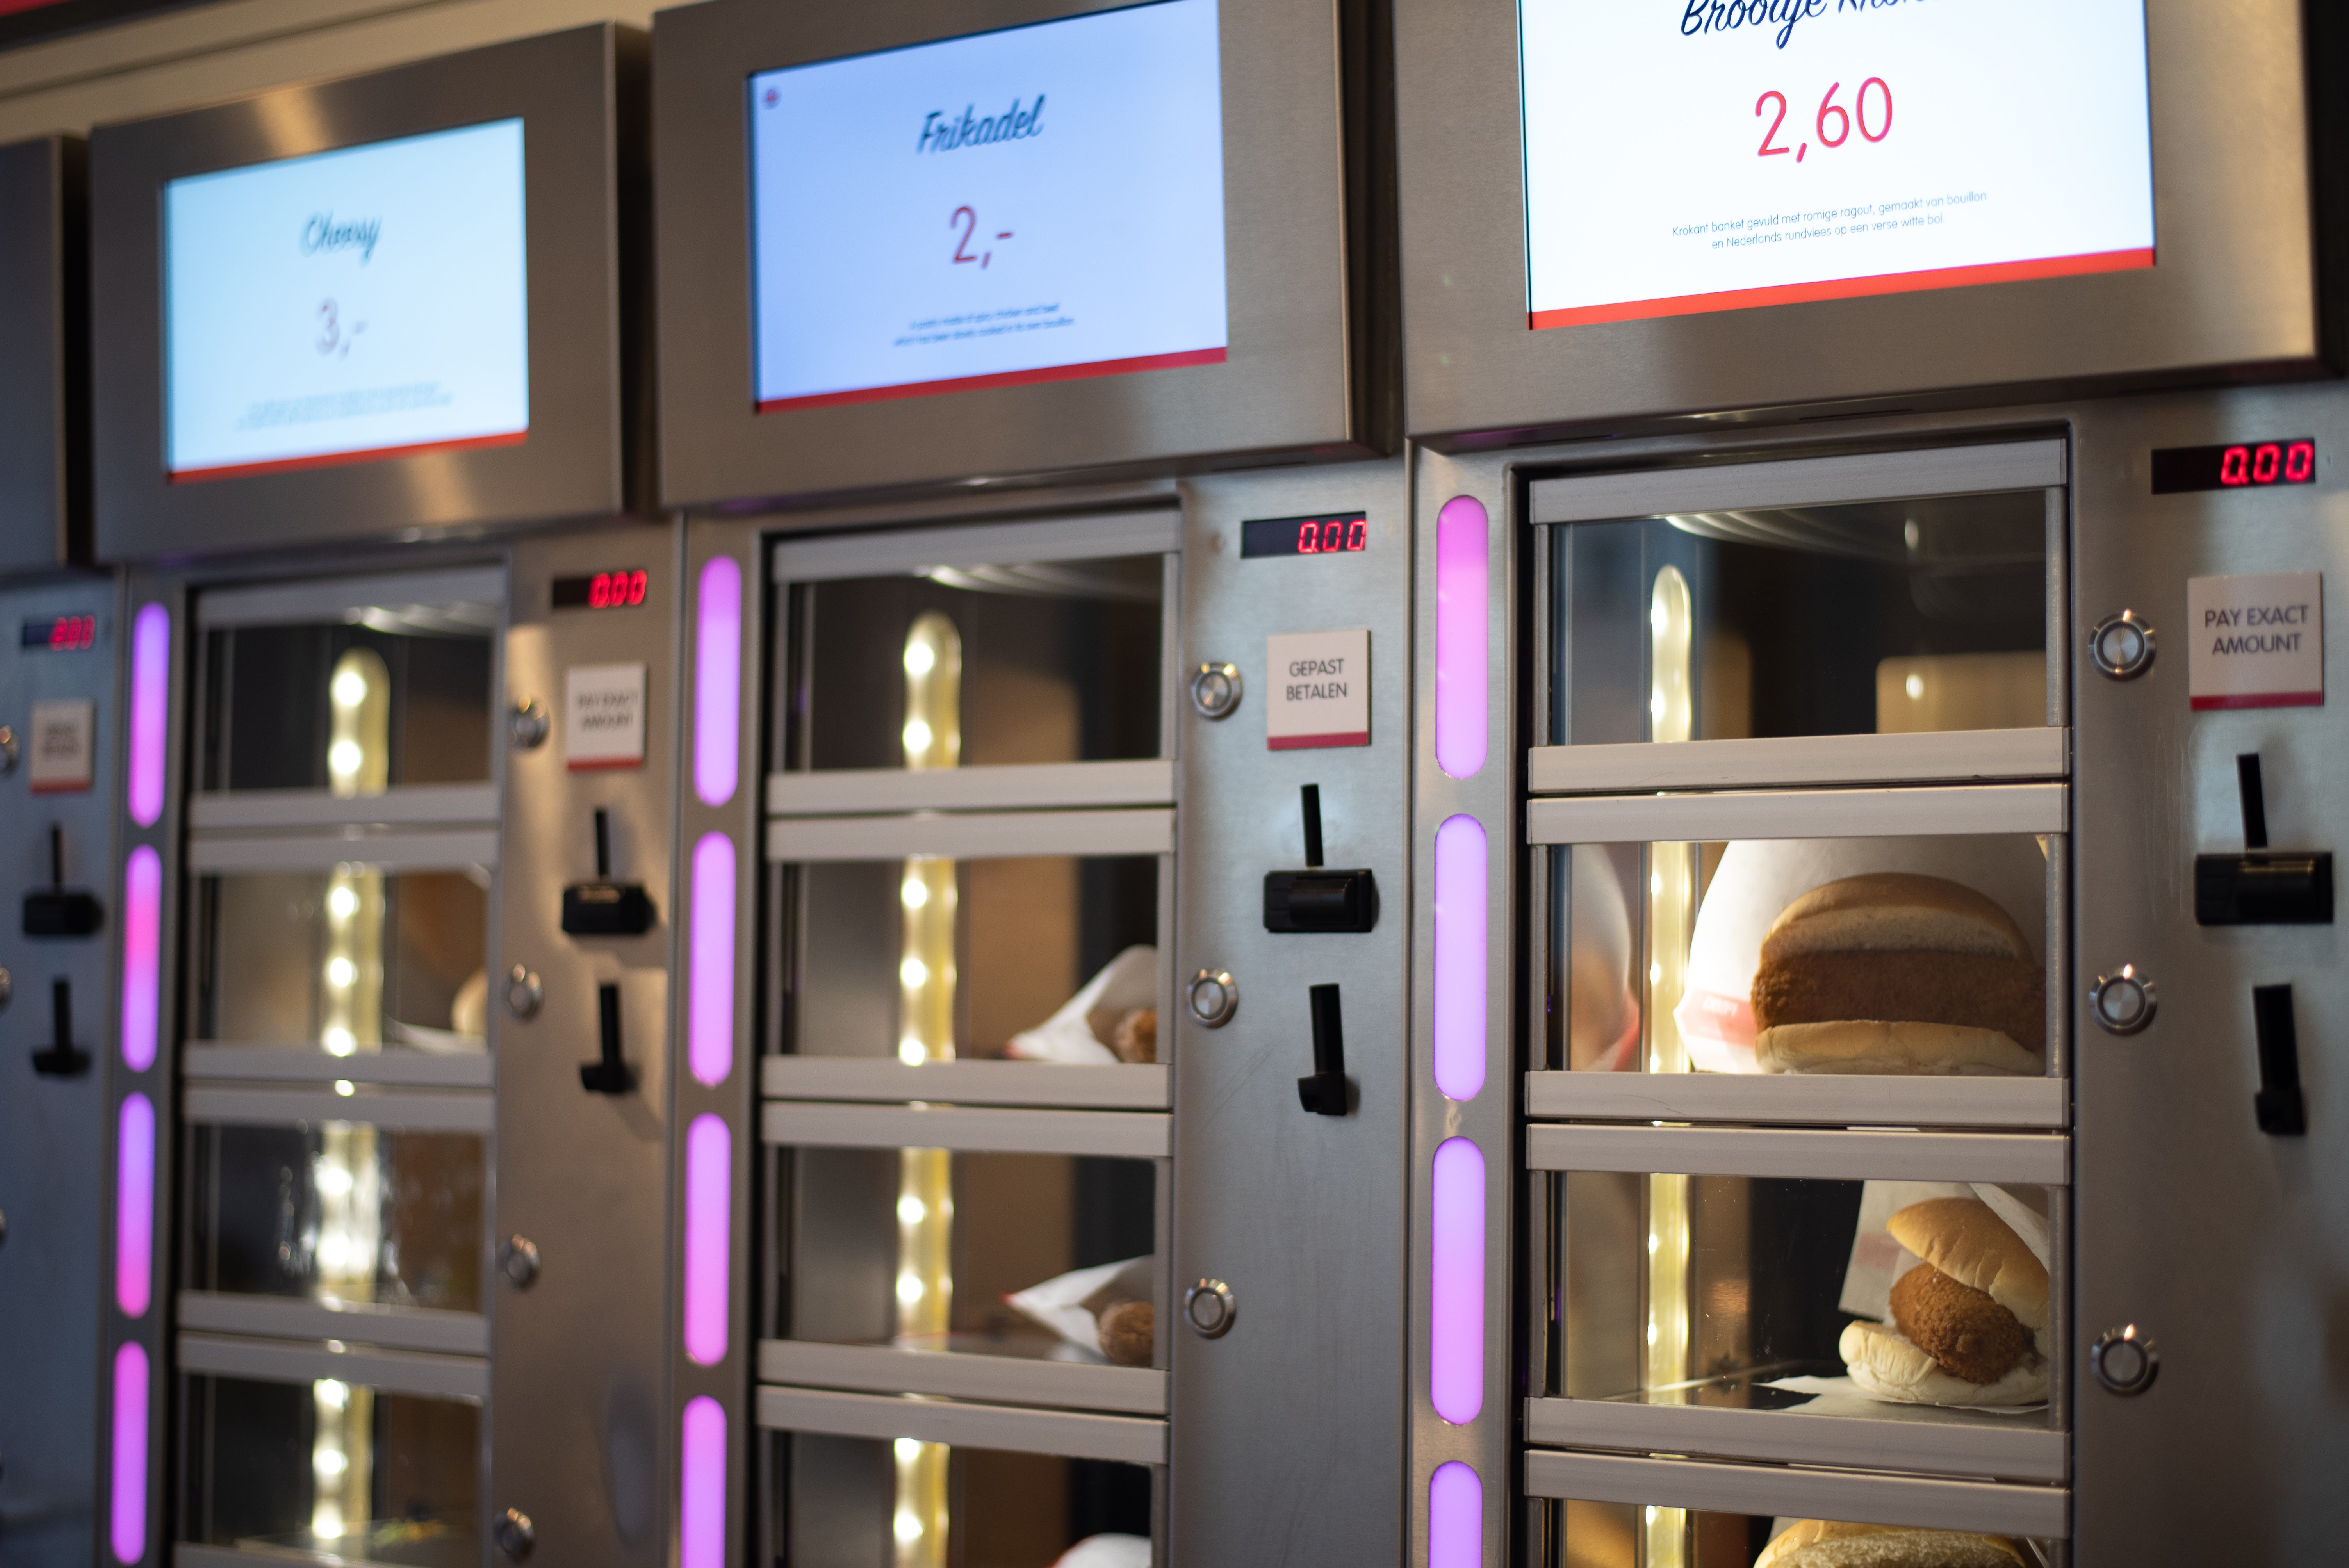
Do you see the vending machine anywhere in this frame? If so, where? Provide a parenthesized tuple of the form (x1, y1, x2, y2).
(1390, 0, 2345, 1565)
(651, 1, 1410, 1563)
(86, 28, 682, 1568)
(0, 129, 111, 1568)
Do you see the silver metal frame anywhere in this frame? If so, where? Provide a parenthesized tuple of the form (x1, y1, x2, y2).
(765, 809, 1172, 862)
(175, 1291, 490, 1356)
(1522, 1450, 2067, 1538)
(757, 1340, 1166, 1417)
(1526, 1070, 2066, 1130)
(754, 1385, 1166, 1467)
(88, 25, 646, 559)
(1530, 728, 2067, 794)
(1393, 0, 2321, 443)
(0, 134, 80, 572)
(177, 1332, 488, 1401)
(651, 0, 1391, 505)
(181, 1083, 495, 1132)
(761, 1057, 1169, 1111)
(761, 1101, 1169, 1160)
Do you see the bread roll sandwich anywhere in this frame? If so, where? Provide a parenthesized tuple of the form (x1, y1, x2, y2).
(1750, 873, 2044, 1075)
(1840, 1198, 2048, 1406)
(1754, 1520, 2026, 1568)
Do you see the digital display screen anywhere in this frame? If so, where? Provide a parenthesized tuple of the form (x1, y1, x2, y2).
(1518, 0, 2156, 328)
(20, 615, 98, 650)
(2151, 439, 2317, 495)
(551, 569, 649, 609)
(747, 0, 1227, 412)
(1242, 513, 1367, 558)
(164, 119, 529, 481)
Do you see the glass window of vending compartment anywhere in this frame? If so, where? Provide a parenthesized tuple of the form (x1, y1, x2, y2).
(780, 853, 1164, 1068)
(196, 574, 501, 795)
(763, 1431, 1154, 1568)
(190, 866, 493, 1057)
(774, 1146, 1161, 1372)
(1547, 483, 2056, 747)
(1535, 832, 2064, 1086)
(178, 1371, 479, 1566)
(1525, 1143, 2067, 1483)
(1525, 1467, 2063, 1568)
(781, 544, 1171, 775)
(184, 1120, 487, 1313)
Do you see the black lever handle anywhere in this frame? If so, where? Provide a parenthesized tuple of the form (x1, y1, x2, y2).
(2239, 753, 2270, 850)
(579, 981, 633, 1094)
(32, 977, 89, 1076)
(50, 823, 63, 889)
(1296, 982, 1348, 1115)
(1300, 786, 1324, 870)
(2252, 983, 2306, 1135)
(594, 808, 612, 880)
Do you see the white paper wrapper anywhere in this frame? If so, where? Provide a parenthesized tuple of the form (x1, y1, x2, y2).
(1007, 946, 1157, 1064)
(1760, 1373, 2046, 1416)
(1006, 1255, 1154, 1354)
(1672, 836, 2048, 1074)
(1833, 1181, 2052, 1409)
(1050, 1536, 1151, 1568)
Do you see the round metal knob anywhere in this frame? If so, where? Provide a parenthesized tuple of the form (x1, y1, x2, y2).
(2090, 1324, 2158, 1396)
(505, 966, 544, 1021)
(2090, 966, 2157, 1035)
(1186, 969, 1239, 1029)
(0, 724, 17, 775)
(1189, 663, 1242, 720)
(1184, 1278, 1237, 1339)
(499, 1235, 541, 1290)
(494, 1506, 536, 1561)
(2089, 611, 2156, 681)
(509, 699, 550, 750)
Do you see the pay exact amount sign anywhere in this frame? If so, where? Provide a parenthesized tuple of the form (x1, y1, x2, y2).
(1519, 0, 2156, 328)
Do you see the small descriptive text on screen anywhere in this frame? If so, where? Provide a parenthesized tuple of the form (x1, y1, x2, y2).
(895, 303, 1075, 349)
(233, 381, 453, 432)
(1670, 190, 1987, 251)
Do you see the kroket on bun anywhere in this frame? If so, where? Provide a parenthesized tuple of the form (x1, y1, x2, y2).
(1841, 1198, 2049, 1407)
(1754, 1520, 2026, 1568)
(1750, 874, 2044, 1076)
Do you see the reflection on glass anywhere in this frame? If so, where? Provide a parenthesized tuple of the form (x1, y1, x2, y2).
(193, 871, 489, 1053)
(1555, 490, 2048, 745)
(1555, 1173, 2053, 1434)
(790, 556, 1162, 772)
(201, 608, 495, 792)
(1555, 1501, 2050, 1568)
(786, 1151, 1155, 1368)
(1552, 837, 2050, 1078)
(781, 1435, 1150, 1568)
(180, 1374, 477, 1565)
(186, 1125, 485, 1312)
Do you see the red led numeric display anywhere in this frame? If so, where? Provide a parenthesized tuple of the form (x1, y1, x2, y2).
(2151, 439, 2317, 494)
(1241, 512, 1369, 559)
(20, 614, 98, 651)
(552, 569, 649, 610)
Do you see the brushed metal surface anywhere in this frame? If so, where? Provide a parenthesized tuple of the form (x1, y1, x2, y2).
(1394, 0, 2321, 444)
(768, 510, 1182, 579)
(0, 136, 79, 573)
(766, 758, 1176, 816)
(1170, 458, 1412, 1566)
(184, 828, 500, 873)
(761, 1100, 1169, 1160)
(88, 26, 643, 559)
(1523, 1070, 2068, 1130)
(176, 1290, 490, 1355)
(652, 0, 1388, 505)
(755, 1384, 1167, 1465)
(1528, 728, 2067, 794)
(1526, 784, 2068, 843)
(2067, 383, 2349, 1563)
(1527, 440, 2067, 524)
(183, 1044, 495, 1088)
(491, 521, 679, 1568)
(1524, 1124, 2068, 1185)
(0, 572, 116, 1568)
(760, 1057, 1169, 1110)
(177, 1332, 490, 1401)
(757, 1339, 1167, 1416)
(188, 782, 501, 829)
(763, 807, 1173, 862)
(1527, 1397, 2066, 1486)
(1523, 1450, 2067, 1538)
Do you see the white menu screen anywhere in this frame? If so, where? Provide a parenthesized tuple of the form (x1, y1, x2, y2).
(748, 0, 1227, 412)
(165, 120, 529, 481)
(1519, 0, 2155, 328)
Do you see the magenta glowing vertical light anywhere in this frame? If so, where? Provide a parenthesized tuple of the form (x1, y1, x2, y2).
(689, 833, 737, 1087)
(1434, 497, 1490, 781)
(1428, 1460, 1483, 1568)
(128, 602, 169, 827)
(683, 1114, 731, 1366)
(119, 847, 161, 1073)
(114, 1093, 155, 1318)
(1432, 815, 1488, 1102)
(110, 1340, 149, 1564)
(679, 1395, 726, 1568)
(694, 557, 743, 809)
(1429, 1136, 1486, 1425)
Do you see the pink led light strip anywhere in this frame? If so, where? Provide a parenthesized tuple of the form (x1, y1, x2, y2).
(694, 558, 742, 809)
(127, 603, 168, 827)
(689, 834, 736, 1088)
(1431, 815, 1487, 1102)
(1429, 1136, 1485, 1425)
(1434, 498, 1489, 781)
(679, 1395, 726, 1568)
(111, 1342, 149, 1563)
(683, 1114, 731, 1366)
(1428, 1460, 1482, 1568)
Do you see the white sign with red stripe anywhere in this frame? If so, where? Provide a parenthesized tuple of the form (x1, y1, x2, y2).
(565, 663, 647, 771)
(28, 699, 94, 793)
(1266, 629, 1369, 751)
(2188, 571, 2323, 712)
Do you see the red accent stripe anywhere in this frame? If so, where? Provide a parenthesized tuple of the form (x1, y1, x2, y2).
(29, 781, 90, 794)
(1529, 248, 2156, 330)
(567, 757, 645, 772)
(169, 428, 527, 484)
(0, 0, 76, 14)
(2190, 691, 2324, 711)
(1268, 731, 1370, 751)
(757, 346, 1227, 413)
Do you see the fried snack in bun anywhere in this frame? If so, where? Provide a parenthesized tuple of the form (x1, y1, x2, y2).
(1841, 1198, 2049, 1406)
(1750, 874, 2044, 1075)
(1754, 1520, 2025, 1568)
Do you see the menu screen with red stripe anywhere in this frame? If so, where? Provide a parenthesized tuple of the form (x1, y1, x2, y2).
(1518, 0, 2156, 330)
